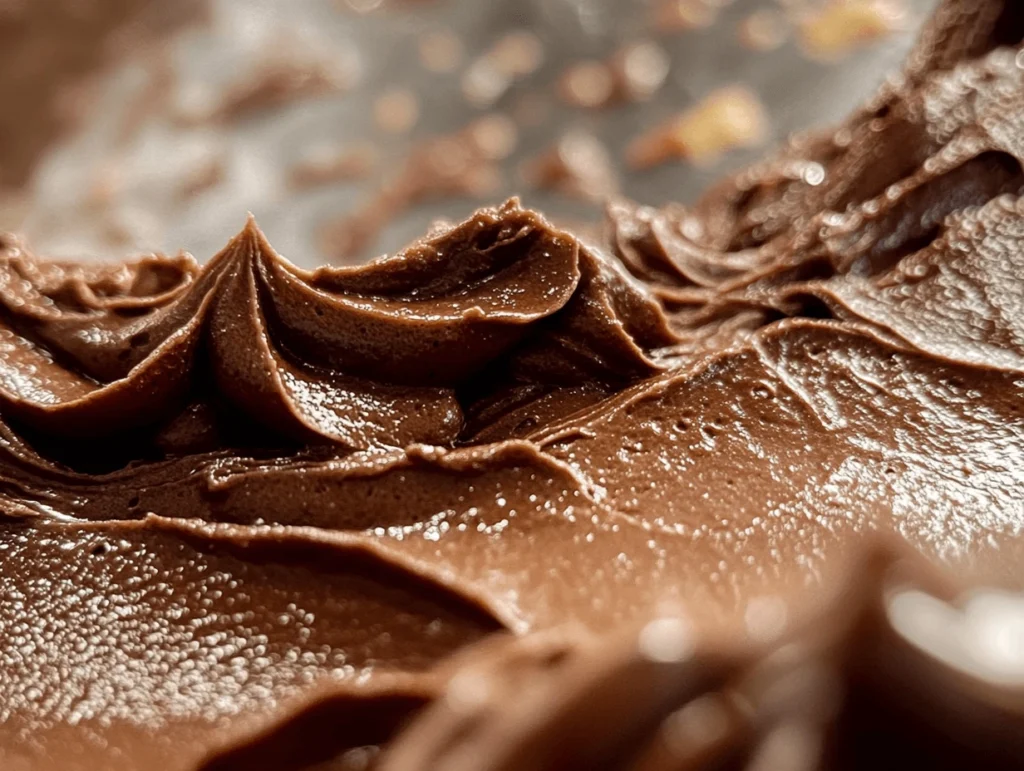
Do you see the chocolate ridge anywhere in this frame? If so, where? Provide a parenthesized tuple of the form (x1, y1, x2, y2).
(6, 0, 1024, 768)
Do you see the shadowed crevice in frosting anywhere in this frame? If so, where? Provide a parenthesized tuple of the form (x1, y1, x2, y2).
(7, 0, 1024, 768)
(772, 195, 1024, 371)
(198, 682, 432, 771)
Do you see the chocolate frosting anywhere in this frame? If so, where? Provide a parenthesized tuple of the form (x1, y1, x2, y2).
(379, 547, 1024, 771)
(5, 0, 1024, 768)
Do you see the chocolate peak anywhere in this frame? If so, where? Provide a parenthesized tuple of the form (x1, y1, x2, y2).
(6, 1, 1024, 769)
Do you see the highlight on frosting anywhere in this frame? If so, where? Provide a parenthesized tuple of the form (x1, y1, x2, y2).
(4, 1, 1024, 769)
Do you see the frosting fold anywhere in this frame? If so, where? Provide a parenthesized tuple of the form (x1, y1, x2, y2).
(6, 1, 1024, 768)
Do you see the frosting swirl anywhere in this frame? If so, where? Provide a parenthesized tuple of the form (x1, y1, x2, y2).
(0, 199, 669, 455)
(6, 1, 1024, 768)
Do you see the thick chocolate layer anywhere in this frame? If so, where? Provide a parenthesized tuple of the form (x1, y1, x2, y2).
(380, 547, 1024, 771)
(4, 0, 1024, 768)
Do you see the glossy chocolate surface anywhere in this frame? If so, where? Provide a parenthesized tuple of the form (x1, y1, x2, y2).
(4, 1, 1024, 768)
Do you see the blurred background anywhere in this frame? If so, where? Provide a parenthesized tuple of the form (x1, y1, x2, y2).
(0, 0, 937, 267)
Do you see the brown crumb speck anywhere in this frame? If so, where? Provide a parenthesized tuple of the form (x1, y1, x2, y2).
(652, 0, 720, 32)
(461, 59, 510, 109)
(465, 114, 519, 161)
(797, 0, 907, 61)
(489, 30, 544, 78)
(177, 157, 225, 201)
(319, 118, 517, 262)
(289, 142, 377, 190)
(418, 29, 464, 73)
(374, 88, 420, 134)
(177, 50, 357, 125)
(738, 9, 789, 52)
(461, 30, 544, 108)
(559, 60, 615, 109)
(615, 40, 671, 103)
(559, 40, 670, 110)
(521, 130, 618, 203)
(85, 164, 123, 211)
(626, 85, 768, 169)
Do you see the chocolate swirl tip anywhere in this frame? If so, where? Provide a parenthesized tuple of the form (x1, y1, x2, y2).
(0, 198, 671, 457)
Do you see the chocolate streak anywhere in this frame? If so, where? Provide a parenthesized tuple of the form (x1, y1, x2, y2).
(4, 0, 1024, 768)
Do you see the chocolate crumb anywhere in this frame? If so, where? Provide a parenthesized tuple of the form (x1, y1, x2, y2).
(559, 41, 670, 109)
(177, 156, 224, 201)
(319, 116, 517, 261)
(461, 30, 544, 108)
(288, 142, 377, 191)
(797, 0, 908, 61)
(521, 130, 619, 203)
(626, 85, 768, 169)
(178, 50, 357, 125)
(418, 29, 464, 74)
(738, 9, 790, 52)
(653, 0, 720, 33)
(374, 88, 421, 135)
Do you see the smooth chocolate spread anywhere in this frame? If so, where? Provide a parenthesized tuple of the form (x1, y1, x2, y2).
(4, 1, 1024, 769)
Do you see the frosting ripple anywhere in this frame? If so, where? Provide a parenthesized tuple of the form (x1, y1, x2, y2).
(6, 1, 1024, 768)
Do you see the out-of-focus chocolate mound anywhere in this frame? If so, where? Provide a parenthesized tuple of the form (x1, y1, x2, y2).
(380, 547, 1024, 771)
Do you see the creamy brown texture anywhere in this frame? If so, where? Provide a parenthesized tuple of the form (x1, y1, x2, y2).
(5, 0, 1024, 768)
(380, 547, 1024, 771)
